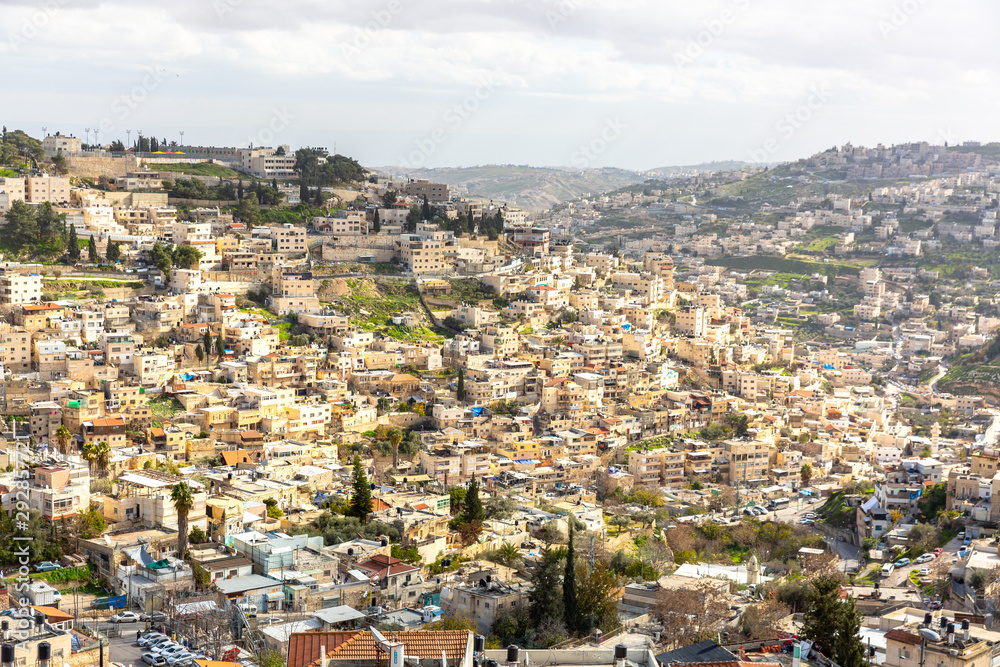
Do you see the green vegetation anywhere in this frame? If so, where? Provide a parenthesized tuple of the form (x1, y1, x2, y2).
(705, 255, 862, 277)
(149, 395, 184, 419)
(154, 162, 241, 178)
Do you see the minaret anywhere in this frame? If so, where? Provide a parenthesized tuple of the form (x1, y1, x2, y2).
(747, 554, 760, 585)
(931, 422, 941, 455)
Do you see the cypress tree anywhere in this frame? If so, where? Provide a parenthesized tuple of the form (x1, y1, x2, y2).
(456, 367, 465, 401)
(372, 208, 381, 234)
(87, 236, 98, 263)
(349, 454, 373, 523)
(462, 474, 485, 523)
(529, 548, 564, 627)
(564, 521, 578, 633)
(67, 225, 80, 261)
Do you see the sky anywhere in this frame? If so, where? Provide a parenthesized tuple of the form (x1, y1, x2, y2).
(2, 0, 999, 171)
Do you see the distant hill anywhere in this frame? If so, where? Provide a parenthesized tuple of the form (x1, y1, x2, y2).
(647, 160, 757, 176)
(376, 165, 650, 211)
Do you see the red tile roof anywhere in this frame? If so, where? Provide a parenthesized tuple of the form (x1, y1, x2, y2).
(355, 554, 419, 579)
(300, 630, 471, 667)
(288, 632, 360, 667)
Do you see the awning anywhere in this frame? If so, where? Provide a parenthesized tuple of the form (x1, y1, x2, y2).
(265, 592, 285, 602)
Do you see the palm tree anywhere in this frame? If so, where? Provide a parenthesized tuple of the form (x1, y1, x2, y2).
(388, 428, 403, 470)
(498, 542, 521, 566)
(82, 440, 110, 477)
(55, 425, 72, 457)
(171, 482, 195, 558)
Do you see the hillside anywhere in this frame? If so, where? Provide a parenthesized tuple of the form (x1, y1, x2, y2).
(648, 160, 756, 176)
(377, 165, 649, 211)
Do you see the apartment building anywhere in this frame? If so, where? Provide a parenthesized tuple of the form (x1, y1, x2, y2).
(25, 175, 71, 203)
(82, 415, 127, 449)
(675, 306, 707, 337)
(0, 267, 42, 306)
(628, 447, 685, 486)
(28, 463, 91, 520)
(271, 224, 308, 253)
(0, 177, 25, 213)
(43, 132, 82, 156)
(724, 439, 770, 486)
(403, 179, 450, 203)
(401, 237, 445, 274)
(442, 579, 529, 635)
(0, 323, 32, 371)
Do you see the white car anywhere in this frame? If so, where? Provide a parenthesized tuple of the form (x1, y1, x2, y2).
(153, 644, 183, 657)
(111, 611, 141, 623)
(917, 568, 931, 576)
(915, 554, 934, 564)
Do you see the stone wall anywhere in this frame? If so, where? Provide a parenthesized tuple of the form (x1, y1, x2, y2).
(65, 155, 138, 179)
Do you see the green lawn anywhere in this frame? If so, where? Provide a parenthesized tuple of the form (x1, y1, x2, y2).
(155, 162, 241, 179)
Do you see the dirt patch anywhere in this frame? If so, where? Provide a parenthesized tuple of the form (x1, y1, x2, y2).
(318, 277, 376, 300)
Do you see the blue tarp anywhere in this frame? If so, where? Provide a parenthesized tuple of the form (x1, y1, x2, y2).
(181, 373, 196, 381)
(471, 407, 484, 417)
(823, 364, 835, 369)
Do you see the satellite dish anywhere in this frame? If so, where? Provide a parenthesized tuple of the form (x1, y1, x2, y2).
(919, 629, 942, 643)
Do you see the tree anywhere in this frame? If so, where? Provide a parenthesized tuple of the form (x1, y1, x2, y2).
(55, 425, 72, 457)
(217, 333, 226, 360)
(802, 577, 846, 659)
(388, 428, 403, 470)
(236, 192, 262, 226)
(889, 509, 903, 528)
(349, 454, 373, 523)
(576, 560, 622, 634)
(372, 208, 381, 234)
(382, 190, 397, 207)
(106, 240, 121, 263)
(563, 522, 578, 633)
(462, 474, 485, 524)
(529, 547, 563, 627)
(800, 463, 813, 487)
(171, 482, 195, 558)
(87, 235, 98, 263)
(82, 440, 110, 477)
(150, 242, 173, 275)
(76, 506, 106, 538)
(67, 225, 80, 261)
(485, 495, 516, 520)
(422, 195, 432, 220)
(456, 367, 465, 401)
(726, 413, 750, 438)
(968, 568, 992, 591)
(497, 542, 521, 566)
(832, 597, 867, 667)
(656, 580, 730, 647)
(172, 244, 203, 269)
(449, 487, 467, 513)
(195, 344, 205, 364)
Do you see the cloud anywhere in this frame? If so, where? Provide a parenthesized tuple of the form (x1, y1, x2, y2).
(2, 0, 999, 169)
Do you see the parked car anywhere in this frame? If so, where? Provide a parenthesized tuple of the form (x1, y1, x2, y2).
(152, 644, 183, 656)
(138, 634, 167, 647)
(167, 652, 196, 665)
(140, 612, 168, 622)
(929, 601, 943, 610)
(918, 568, 931, 576)
(894, 558, 911, 567)
(804, 513, 817, 519)
(915, 554, 934, 564)
(142, 654, 167, 667)
(111, 611, 141, 623)
(800, 518, 815, 525)
(933, 548, 944, 556)
(34, 562, 61, 572)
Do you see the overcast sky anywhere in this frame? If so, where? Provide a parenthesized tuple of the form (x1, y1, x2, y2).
(2, 0, 997, 171)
